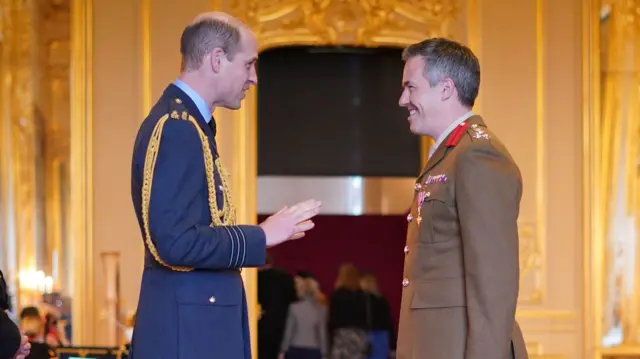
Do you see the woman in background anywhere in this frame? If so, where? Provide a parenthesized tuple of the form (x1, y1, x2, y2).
(279, 272, 328, 359)
(305, 274, 327, 307)
(360, 271, 396, 359)
(328, 264, 369, 359)
(44, 312, 70, 347)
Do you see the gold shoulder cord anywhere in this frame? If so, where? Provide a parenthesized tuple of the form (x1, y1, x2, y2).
(140, 100, 237, 272)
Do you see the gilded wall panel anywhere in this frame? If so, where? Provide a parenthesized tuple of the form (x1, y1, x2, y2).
(457, 0, 584, 357)
(518, 221, 544, 304)
(0, 0, 73, 317)
(10, 0, 41, 293)
(584, 0, 640, 357)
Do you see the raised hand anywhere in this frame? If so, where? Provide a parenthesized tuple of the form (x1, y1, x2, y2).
(259, 199, 322, 247)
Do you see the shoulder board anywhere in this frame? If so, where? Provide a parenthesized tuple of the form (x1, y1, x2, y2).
(168, 97, 190, 121)
(445, 121, 469, 147)
(466, 123, 491, 141)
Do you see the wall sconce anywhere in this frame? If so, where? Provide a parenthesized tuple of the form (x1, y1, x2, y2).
(18, 269, 54, 306)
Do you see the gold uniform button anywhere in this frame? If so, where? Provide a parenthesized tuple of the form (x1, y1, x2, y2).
(404, 246, 409, 254)
(209, 296, 216, 303)
(407, 213, 413, 222)
(402, 278, 410, 287)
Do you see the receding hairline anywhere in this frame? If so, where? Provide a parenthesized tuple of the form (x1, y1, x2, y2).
(179, 12, 258, 72)
(191, 11, 251, 33)
(195, 12, 257, 51)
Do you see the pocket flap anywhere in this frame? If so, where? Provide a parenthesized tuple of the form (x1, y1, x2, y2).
(421, 187, 448, 203)
(410, 278, 466, 309)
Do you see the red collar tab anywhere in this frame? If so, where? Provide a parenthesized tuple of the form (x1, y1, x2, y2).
(445, 122, 469, 147)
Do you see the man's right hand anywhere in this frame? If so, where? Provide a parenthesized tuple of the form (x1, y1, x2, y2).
(259, 199, 322, 247)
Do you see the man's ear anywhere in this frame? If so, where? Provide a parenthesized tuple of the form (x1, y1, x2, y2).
(440, 78, 456, 101)
(210, 48, 225, 73)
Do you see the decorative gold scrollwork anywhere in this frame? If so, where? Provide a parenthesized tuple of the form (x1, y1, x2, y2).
(219, 0, 460, 50)
(517, 222, 543, 303)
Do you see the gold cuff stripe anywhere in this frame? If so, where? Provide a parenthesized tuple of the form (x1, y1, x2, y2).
(141, 104, 236, 272)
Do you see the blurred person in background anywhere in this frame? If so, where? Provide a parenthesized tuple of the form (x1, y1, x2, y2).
(306, 274, 327, 307)
(328, 264, 369, 359)
(259, 254, 298, 359)
(279, 272, 328, 359)
(19, 307, 44, 342)
(43, 312, 69, 347)
(18, 307, 55, 358)
(360, 271, 396, 359)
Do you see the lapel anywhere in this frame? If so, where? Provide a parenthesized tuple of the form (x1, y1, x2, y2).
(419, 141, 449, 180)
(417, 115, 486, 180)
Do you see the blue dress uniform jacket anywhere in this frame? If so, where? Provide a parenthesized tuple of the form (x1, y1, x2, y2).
(129, 84, 266, 359)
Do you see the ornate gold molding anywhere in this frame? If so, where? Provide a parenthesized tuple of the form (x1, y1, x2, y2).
(41, 0, 71, 287)
(466, 0, 482, 114)
(532, 0, 547, 306)
(584, 0, 640, 357)
(0, 0, 71, 310)
(141, 0, 151, 116)
(508, 0, 547, 307)
(518, 221, 544, 303)
(9, 0, 41, 303)
(221, 0, 459, 50)
(0, 0, 19, 293)
(582, 0, 601, 357)
(70, 0, 95, 345)
(527, 341, 567, 359)
(516, 310, 578, 335)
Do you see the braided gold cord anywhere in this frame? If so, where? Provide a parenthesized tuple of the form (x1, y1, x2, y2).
(141, 111, 236, 272)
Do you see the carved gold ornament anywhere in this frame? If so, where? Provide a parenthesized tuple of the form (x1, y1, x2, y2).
(217, 0, 460, 49)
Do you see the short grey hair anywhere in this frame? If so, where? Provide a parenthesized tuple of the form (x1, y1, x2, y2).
(180, 18, 241, 71)
(402, 38, 480, 108)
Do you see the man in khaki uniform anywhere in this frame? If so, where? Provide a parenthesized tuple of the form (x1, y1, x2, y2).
(396, 38, 528, 359)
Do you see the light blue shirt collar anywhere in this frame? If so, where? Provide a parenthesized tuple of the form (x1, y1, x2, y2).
(174, 79, 212, 123)
(428, 111, 474, 159)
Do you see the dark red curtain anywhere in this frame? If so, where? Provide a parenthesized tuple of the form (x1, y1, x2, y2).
(259, 214, 407, 332)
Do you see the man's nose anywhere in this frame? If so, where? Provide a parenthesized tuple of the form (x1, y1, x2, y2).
(249, 67, 258, 85)
(398, 92, 409, 107)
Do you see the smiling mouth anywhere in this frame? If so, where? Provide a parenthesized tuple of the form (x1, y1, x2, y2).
(408, 108, 418, 117)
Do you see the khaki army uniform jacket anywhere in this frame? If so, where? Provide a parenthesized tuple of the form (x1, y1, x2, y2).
(396, 115, 528, 359)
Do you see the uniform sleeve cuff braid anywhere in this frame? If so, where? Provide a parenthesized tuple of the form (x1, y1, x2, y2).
(235, 225, 267, 268)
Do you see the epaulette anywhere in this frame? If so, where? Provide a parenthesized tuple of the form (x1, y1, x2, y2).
(467, 123, 490, 141)
(168, 97, 190, 121)
(445, 121, 469, 147)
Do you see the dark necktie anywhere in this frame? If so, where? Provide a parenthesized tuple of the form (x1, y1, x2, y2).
(208, 116, 216, 137)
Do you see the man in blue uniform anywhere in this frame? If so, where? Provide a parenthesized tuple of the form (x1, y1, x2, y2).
(129, 12, 321, 359)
